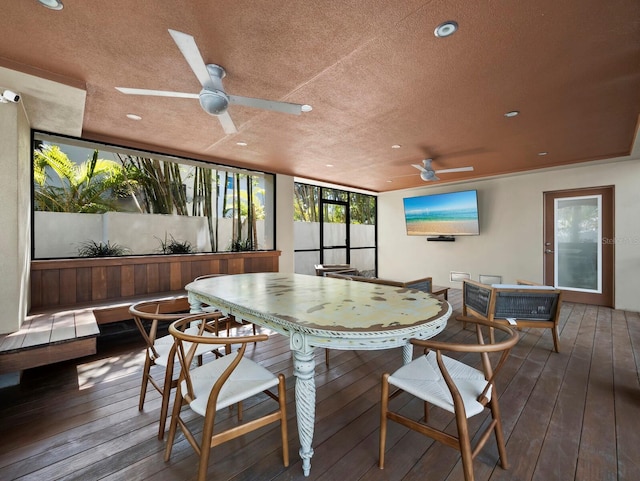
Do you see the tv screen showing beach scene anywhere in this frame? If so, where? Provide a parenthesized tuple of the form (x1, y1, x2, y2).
(403, 190, 479, 236)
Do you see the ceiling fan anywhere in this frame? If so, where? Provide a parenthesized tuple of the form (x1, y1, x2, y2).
(411, 158, 474, 181)
(115, 29, 312, 135)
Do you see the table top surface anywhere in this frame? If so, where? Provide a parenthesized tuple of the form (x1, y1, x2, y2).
(186, 272, 450, 333)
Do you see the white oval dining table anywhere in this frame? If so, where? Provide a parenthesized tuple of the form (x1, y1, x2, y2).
(186, 272, 452, 476)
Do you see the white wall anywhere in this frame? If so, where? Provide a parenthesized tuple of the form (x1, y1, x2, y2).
(292, 221, 376, 275)
(0, 102, 31, 334)
(33, 211, 267, 258)
(377, 157, 640, 312)
(276, 174, 295, 273)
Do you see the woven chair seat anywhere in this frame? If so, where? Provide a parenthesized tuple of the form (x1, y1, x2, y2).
(182, 354, 280, 415)
(389, 352, 491, 418)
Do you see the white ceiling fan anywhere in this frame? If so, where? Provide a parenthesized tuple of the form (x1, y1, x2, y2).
(411, 158, 474, 181)
(115, 29, 312, 135)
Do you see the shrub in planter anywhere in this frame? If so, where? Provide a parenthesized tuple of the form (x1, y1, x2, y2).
(77, 240, 130, 257)
(157, 234, 194, 254)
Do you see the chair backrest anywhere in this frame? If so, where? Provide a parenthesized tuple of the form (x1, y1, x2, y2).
(169, 313, 269, 405)
(325, 271, 355, 280)
(491, 285, 562, 322)
(325, 273, 433, 293)
(129, 298, 192, 354)
(461, 279, 496, 320)
(314, 264, 356, 276)
(402, 277, 432, 293)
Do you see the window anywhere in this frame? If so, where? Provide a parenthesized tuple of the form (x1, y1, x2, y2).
(293, 182, 377, 276)
(32, 132, 275, 259)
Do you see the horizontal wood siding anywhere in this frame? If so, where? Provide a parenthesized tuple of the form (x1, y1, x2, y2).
(30, 251, 280, 311)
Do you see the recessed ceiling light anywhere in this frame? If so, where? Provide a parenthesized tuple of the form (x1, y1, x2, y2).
(434, 21, 458, 38)
(301, 104, 313, 112)
(538, 151, 548, 156)
(326, 164, 333, 167)
(504, 110, 520, 118)
(391, 144, 402, 149)
(126, 113, 142, 120)
(236, 141, 248, 146)
(38, 0, 63, 10)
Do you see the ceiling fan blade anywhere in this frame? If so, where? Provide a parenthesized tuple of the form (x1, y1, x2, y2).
(168, 29, 215, 90)
(435, 166, 474, 174)
(217, 111, 238, 134)
(228, 95, 307, 115)
(411, 163, 427, 172)
(115, 87, 199, 99)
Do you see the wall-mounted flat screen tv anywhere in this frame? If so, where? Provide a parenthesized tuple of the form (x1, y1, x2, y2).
(403, 189, 479, 236)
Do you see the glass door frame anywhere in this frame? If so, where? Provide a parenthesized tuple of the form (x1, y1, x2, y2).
(543, 186, 614, 307)
(319, 198, 350, 265)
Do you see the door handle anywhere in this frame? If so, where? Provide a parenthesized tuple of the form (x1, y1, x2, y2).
(545, 249, 554, 254)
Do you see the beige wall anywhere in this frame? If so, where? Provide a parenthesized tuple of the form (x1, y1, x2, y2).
(0, 102, 31, 334)
(377, 157, 640, 312)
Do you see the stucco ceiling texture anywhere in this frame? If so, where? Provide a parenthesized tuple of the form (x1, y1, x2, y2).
(0, 0, 638, 192)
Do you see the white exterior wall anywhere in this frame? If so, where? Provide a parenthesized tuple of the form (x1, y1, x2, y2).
(292, 221, 376, 275)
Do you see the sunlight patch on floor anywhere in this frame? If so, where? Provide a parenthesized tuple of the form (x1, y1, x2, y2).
(77, 349, 145, 389)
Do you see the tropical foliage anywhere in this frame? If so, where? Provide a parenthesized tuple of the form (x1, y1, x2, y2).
(117, 154, 190, 215)
(294, 184, 320, 221)
(293, 183, 376, 224)
(33, 138, 270, 255)
(33, 145, 134, 213)
(223, 174, 265, 251)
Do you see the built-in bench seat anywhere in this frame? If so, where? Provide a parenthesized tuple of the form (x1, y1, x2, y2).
(4, 250, 281, 378)
(0, 291, 189, 376)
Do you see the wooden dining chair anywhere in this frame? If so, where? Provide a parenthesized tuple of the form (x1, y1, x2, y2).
(129, 299, 228, 439)
(379, 318, 519, 481)
(193, 273, 257, 336)
(164, 312, 289, 481)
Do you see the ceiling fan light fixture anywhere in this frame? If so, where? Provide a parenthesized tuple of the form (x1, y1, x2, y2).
(199, 89, 229, 115)
(38, 0, 63, 10)
(434, 21, 458, 38)
(301, 104, 313, 112)
(420, 170, 437, 181)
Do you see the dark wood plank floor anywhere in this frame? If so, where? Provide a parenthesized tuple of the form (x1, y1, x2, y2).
(1, 289, 639, 481)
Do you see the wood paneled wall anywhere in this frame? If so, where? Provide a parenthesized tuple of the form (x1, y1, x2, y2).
(30, 251, 280, 311)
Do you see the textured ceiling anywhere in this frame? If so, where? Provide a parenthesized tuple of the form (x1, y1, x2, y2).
(1, 0, 639, 192)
